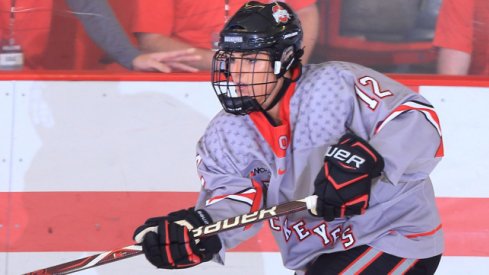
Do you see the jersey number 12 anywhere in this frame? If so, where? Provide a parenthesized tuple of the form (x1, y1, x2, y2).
(354, 76, 393, 110)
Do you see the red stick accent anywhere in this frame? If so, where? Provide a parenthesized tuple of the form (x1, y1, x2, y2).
(23, 246, 142, 275)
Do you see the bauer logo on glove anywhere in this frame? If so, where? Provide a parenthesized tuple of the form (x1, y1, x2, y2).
(325, 146, 366, 170)
(312, 133, 385, 221)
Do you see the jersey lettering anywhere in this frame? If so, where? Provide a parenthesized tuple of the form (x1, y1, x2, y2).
(355, 85, 378, 109)
(269, 217, 281, 231)
(278, 135, 288, 150)
(273, 218, 356, 248)
(355, 76, 393, 110)
(283, 218, 292, 241)
(330, 226, 342, 243)
(312, 223, 332, 247)
(341, 226, 356, 248)
(359, 76, 393, 98)
(291, 220, 311, 240)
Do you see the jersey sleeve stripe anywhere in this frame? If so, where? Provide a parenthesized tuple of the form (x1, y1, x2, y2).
(205, 188, 256, 206)
(374, 109, 405, 134)
(374, 101, 443, 137)
(374, 101, 444, 157)
(404, 101, 442, 136)
(404, 224, 443, 239)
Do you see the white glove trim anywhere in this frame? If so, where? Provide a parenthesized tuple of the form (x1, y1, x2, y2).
(133, 225, 158, 244)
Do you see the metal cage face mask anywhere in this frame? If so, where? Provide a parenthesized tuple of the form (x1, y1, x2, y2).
(211, 50, 280, 115)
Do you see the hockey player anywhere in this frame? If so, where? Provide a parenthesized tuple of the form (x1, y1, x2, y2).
(133, 1, 444, 274)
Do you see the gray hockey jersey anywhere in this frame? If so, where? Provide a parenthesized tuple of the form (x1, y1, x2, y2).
(195, 61, 444, 270)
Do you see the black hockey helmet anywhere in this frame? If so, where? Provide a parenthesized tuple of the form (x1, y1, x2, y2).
(211, 1, 304, 115)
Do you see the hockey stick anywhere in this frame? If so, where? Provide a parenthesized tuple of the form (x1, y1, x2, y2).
(24, 195, 317, 275)
(23, 245, 143, 275)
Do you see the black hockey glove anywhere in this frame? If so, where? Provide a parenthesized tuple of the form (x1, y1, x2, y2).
(133, 208, 222, 269)
(312, 133, 384, 221)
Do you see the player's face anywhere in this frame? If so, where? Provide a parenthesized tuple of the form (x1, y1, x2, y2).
(228, 51, 283, 109)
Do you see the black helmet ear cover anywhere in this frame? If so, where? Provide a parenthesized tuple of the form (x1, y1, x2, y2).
(273, 45, 303, 77)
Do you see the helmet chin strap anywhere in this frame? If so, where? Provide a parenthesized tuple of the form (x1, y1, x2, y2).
(262, 76, 291, 112)
(255, 63, 302, 126)
(255, 76, 290, 126)
(263, 62, 302, 113)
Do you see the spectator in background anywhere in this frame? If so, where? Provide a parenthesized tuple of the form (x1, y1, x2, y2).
(433, 0, 489, 75)
(67, 0, 201, 72)
(132, 0, 319, 71)
(0, 0, 200, 72)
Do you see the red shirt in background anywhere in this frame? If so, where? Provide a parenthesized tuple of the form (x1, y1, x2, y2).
(3, 1, 315, 71)
(0, 0, 53, 69)
(433, 0, 489, 75)
(132, 0, 316, 50)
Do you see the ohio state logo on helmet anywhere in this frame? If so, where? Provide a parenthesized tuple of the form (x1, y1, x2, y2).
(272, 4, 290, 23)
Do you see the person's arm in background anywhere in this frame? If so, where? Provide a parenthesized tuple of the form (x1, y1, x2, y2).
(131, 0, 214, 70)
(135, 1, 319, 70)
(433, 0, 473, 75)
(437, 48, 471, 75)
(65, 0, 200, 72)
(295, 3, 319, 63)
(136, 33, 215, 71)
